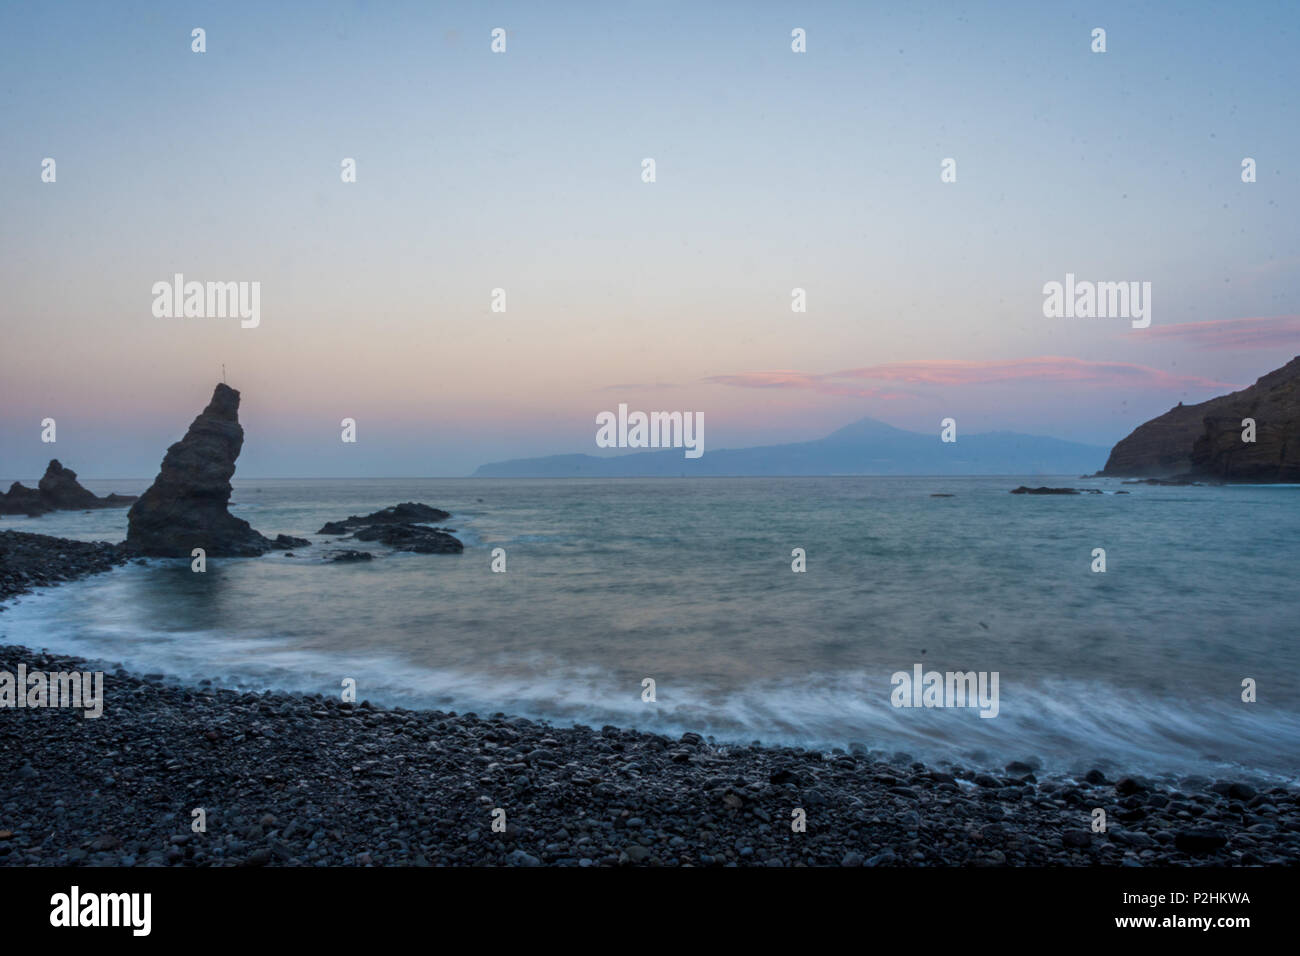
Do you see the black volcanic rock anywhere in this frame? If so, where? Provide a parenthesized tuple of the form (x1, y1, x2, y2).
(316, 503, 450, 534)
(271, 534, 311, 550)
(329, 549, 373, 563)
(351, 523, 463, 554)
(126, 384, 274, 557)
(38, 460, 105, 509)
(1101, 356, 1300, 481)
(1010, 486, 1082, 495)
(0, 530, 129, 603)
(0, 483, 50, 516)
(316, 502, 462, 554)
(0, 461, 137, 516)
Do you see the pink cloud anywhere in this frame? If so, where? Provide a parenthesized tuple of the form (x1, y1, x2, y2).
(1136, 315, 1300, 350)
(703, 370, 909, 399)
(706, 357, 1238, 395)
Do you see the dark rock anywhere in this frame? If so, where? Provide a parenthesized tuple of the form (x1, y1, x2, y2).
(1101, 355, 1300, 481)
(351, 523, 463, 554)
(624, 845, 651, 863)
(270, 534, 311, 550)
(1010, 486, 1081, 495)
(313, 502, 463, 554)
(243, 847, 272, 866)
(0, 482, 51, 516)
(329, 550, 373, 563)
(1115, 777, 1146, 796)
(0, 530, 130, 604)
(1174, 829, 1228, 853)
(126, 384, 274, 557)
(351, 522, 462, 554)
(40, 460, 111, 509)
(316, 503, 451, 535)
(1110, 830, 1154, 848)
(1227, 782, 1257, 802)
(0, 461, 138, 515)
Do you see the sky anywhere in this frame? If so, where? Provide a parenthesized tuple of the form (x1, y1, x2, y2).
(1, 0, 1297, 478)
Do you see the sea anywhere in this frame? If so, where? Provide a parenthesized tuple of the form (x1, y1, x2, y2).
(2, 476, 1297, 785)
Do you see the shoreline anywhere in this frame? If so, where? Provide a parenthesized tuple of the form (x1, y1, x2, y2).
(0, 529, 132, 607)
(2, 529, 1297, 867)
(3, 641, 1295, 867)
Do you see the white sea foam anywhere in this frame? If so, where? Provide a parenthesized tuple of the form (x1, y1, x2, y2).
(4, 476, 1297, 784)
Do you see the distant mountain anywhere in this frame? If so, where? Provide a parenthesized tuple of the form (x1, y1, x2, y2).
(473, 417, 1107, 477)
(1100, 355, 1300, 481)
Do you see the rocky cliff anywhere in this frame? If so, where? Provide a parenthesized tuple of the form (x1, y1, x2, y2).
(126, 383, 274, 556)
(1100, 356, 1300, 482)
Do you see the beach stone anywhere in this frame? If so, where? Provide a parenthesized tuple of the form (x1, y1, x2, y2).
(625, 845, 651, 863)
(1227, 783, 1257, 801)
(1174, 829, 1227, 853)
(1115, 777, 1146, 796)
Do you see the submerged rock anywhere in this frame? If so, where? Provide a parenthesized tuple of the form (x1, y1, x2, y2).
(126, 384, 274, 557)
(329, 549, 373, 563)
(351, 523, 463, 554)
(316, 502, 450, 534)
(1010, 486, 1084, 495)
(1121, 477, 1203, 487)
(315, 502, 463, 554)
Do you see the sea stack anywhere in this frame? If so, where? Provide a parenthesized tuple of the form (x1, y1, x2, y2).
(0, 460, 137, 515)
(126, 383, 273, 556)
(1100, 356, 1300, 482)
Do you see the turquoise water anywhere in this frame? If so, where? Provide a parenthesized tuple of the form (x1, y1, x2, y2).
(3, 476, 1297, 783)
